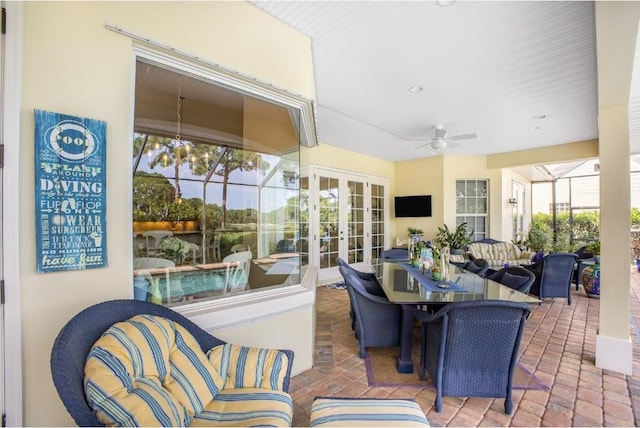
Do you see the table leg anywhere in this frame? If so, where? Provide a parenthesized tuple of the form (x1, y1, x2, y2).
(396, 303, 417, 373)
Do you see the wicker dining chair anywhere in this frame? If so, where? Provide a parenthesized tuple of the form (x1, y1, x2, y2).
(414, 300, 530, 414)
(339, 267, 401, 358)
(336, 257, 385, 331)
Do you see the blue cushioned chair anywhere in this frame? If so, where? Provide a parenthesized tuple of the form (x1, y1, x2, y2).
(50, 299, 294, 426)
(524, 253, 578, 304)
(415, 300, 530, 414)
(339, 267, 401, 358)
(337, 257, 385, 330)
(487, 266, 536, 294)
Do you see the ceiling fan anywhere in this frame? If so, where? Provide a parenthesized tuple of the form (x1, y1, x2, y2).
(413, 124, 478, 151)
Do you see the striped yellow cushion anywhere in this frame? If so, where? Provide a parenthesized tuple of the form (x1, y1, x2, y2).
(207, 344, 289, 390)
(449, 254, 465, 263)
(469, 243, 493, 260)
(310, 397, 429, 427)
(84, 315, 224, 426)
(190, 388, 293, 427)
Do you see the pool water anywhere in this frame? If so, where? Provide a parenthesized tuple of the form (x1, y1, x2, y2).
(139, 270, 248, 303)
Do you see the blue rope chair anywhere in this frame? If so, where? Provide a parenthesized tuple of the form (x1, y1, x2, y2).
(415, 300, 530, 414)
(337, 257, 385, 330)
(524, 253, 578, 304)
(50, 299, 294, 426)
(487, 266, 536, 294)
(339, 267, 401, 358)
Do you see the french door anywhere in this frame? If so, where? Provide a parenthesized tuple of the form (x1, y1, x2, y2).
(310, 166, 389, 284)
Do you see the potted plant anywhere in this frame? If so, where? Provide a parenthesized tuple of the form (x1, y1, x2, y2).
(157, 237, 190, 264)
(431, 247, 442, 280)
(168, 200, 201, 231)
(586, 240, 601, 264)
(434, 223, 473, 254)
(407, 227, 423, 236)
(411, 240, 425, 267)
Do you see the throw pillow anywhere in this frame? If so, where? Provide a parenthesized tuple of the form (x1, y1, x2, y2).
(84, 314, 224, 426)
(501, 272, 529, 291)
(207, 343, 290, 390)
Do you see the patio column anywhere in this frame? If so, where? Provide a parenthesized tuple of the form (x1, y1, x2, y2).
(594, 2, 640, 375)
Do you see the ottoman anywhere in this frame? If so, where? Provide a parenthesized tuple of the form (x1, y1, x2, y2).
(309, 397, 430, 427)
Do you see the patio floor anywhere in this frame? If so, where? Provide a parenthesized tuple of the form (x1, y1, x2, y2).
(289, 270, 640, 427)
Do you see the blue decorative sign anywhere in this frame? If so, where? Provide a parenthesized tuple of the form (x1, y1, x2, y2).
(34, 110, 107, 273)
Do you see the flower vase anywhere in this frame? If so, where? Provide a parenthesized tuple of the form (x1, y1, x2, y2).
(149, 279, 163, 304)
(636, 259, 640, 272)
(133, 275, 149, 301)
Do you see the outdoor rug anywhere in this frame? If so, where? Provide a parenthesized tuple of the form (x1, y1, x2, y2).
(364, 345, 548, 390)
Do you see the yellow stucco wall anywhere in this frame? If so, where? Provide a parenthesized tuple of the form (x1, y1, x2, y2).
(393, 156, 445, 240)
(20, 2, 314, 425)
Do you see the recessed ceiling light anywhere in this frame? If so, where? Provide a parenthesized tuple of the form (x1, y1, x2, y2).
(436, 0, 456, 6)
(409, 86, 423, 93)
(533, 114, 547, 120)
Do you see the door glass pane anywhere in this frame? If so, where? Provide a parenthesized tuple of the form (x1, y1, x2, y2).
(319, 176, 339, 269)
(371, 183, 385, 259)
(348, 180, 364, 264)
(299, 175, 309, 265)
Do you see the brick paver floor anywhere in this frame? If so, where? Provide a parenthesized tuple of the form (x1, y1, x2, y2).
(289, 270, 640, 427)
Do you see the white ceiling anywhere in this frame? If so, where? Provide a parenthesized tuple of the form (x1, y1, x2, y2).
(251, 1, 602, 163)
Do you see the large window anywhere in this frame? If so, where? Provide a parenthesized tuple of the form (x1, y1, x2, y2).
(132, 58, 315, 307)
(456, 179, 488, 241)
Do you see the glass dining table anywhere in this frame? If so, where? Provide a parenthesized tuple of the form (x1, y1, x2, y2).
(371, 259, 541, 373)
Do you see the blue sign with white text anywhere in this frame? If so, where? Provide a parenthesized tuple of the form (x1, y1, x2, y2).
(34, 110, 108, 273)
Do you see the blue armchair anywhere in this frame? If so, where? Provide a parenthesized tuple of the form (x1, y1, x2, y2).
(51, 299, 294, 427)
(339, 267, 401, 358)
(337, 257, 385, 330)
(524, 253, 578, 304)
(414, 300, 530, 414)
(487, 266, 536, 294)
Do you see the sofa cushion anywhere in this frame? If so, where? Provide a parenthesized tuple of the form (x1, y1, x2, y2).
(493, 242, 520, 260)
(309, 397, 429, 427)
(207, 343, 290, 390)
(84, 314, 225, 426)
(189, 388, 293, 427)
(468, 241, 534, 269)
(469, 243, 493, 261)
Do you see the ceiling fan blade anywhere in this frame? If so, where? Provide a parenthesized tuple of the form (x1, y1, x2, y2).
(450, 133, 477, 141)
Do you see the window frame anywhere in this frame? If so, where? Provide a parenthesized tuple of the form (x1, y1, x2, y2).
(455, 179, 489, 241)
(130, 44, 317, 320)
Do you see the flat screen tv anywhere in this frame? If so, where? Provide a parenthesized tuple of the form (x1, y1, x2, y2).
(394, 195, 432, 218)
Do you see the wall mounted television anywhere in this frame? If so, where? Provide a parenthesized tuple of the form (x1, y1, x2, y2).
(394, 195, 432, 217)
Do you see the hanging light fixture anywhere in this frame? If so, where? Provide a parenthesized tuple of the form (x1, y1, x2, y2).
(174, 95, 185, 203)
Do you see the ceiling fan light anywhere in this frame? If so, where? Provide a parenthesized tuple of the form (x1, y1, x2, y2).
(431, 140, 447, 150)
